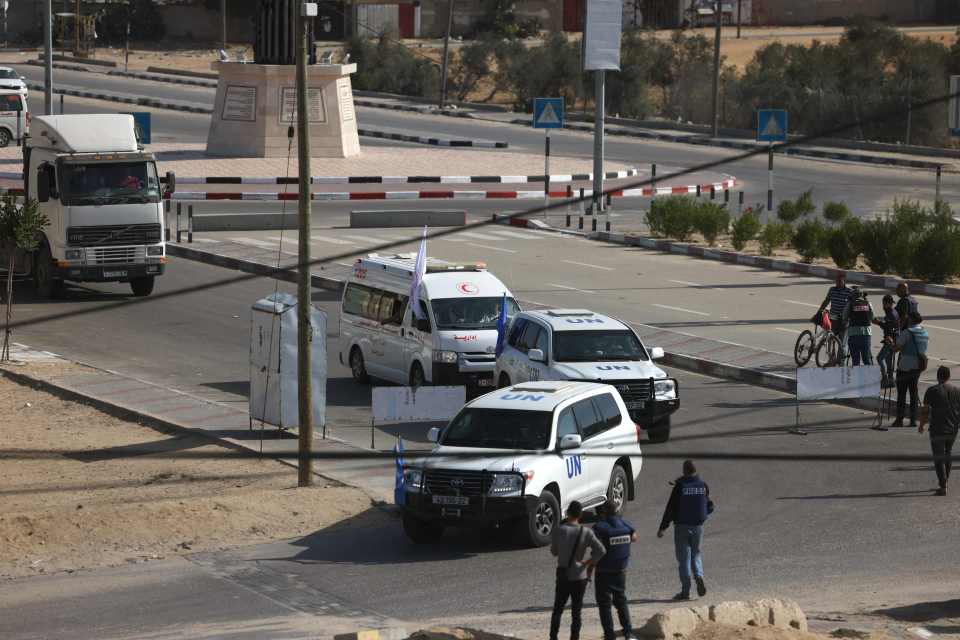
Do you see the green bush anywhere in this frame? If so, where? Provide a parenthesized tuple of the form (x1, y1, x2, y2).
(694, 202, 730, 246)
(914, 207, 960, 282)
(346, 36, 439, 97)
(449, 36, 499, 101)
(827, 218, 862, 269)
(646, 196, 697, 240)
(502, 33, 583, 111)
(792, 218, 829, 263)
(823, 201, 851, 224)
(758, 222, 792, 256)
(731, 210, 762, 251)
(776, 190, 815, 224)
(97, 0, 166, 43)
(860, 215, 899, 273)
(889, 200, 928, 276)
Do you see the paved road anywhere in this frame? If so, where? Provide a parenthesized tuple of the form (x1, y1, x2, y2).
(14, 64, 959, 216)
(2, 363, 956, 639)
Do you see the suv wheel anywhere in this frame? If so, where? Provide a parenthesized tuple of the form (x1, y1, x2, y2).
(349, 347, 369, 384)
(498, 372, 511, 389)
(518, 490, 559, 547)
(409, 362, 426, 388)
(647, 416, 671, 443)
(402, 512, 443, 544)
(607, 465, 628, 514)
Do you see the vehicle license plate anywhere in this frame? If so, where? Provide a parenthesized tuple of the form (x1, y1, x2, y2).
(441, 508, 462, 517)
(103, 270, 127, 278)
(477, 378, 494, 387)
(433, 495, 469, 506)
(626, 401, 646, 410)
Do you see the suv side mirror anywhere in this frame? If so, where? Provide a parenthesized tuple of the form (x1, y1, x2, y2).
(427, 427, 440, 443)
(416, 318, 431, 332)
(649, 347, 664, 360)
(165, 171, 176, 194)
(528, 348, 545, 363)
(36, 168, 50, 203)
(558, 434, 582, 450)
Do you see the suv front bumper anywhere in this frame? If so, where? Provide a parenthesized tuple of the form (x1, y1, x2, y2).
(403, 492, 537, 526)
(632, 397, 680, 427)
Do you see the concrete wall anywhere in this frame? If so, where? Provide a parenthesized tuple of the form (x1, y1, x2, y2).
(752, 0, 938, 26)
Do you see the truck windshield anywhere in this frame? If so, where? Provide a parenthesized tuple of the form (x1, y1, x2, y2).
(431, 296, 519, 330)
(60, 162, 160, 206)
(553, 330, 648, 362)
(441, 408, 551, 450)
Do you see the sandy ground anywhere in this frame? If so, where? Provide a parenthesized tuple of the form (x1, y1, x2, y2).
(688, 622, 888, 640)
(0, 362, 382, 580)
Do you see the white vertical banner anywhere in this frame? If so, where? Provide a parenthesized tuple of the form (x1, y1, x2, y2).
(796, 366, 882, 401)
(372, 386, 466, 424)
(583, 0, 622, 71)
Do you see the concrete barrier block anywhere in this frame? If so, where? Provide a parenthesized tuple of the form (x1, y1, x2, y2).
(709, 601, 757, 627)
(757, 598, 808, 632)
(192, 213, 298, 231)
(638, 607, 701, 639)
(350, 210, 466, 228)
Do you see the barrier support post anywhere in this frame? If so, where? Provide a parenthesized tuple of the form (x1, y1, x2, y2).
(187, 204, 194, 243)
(176, 202, 182, 243)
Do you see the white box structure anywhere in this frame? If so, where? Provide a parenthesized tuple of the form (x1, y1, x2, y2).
(250, 292, 327, 429)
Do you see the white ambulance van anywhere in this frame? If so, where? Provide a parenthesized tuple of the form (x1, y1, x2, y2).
(339, 253, 519, 391)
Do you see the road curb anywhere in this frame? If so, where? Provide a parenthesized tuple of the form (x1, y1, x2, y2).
(333, 629, 410, 640)
(357, 128, 507, 148)
(588, 230, 960, 301)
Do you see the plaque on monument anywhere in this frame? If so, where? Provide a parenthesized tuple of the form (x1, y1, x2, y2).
(222, 85, 257, 122)
(338, 78, 354, 122)
(279, 87, 327, 124)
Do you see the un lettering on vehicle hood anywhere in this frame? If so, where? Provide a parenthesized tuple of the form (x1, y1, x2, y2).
(420, 447, 541, 472)
(552, 361, 667, 381)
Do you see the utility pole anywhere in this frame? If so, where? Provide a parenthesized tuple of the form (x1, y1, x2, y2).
(438, 0, 453, 109)
(710, 0, 722, 137)
(296, 0, 315, 487)
(592, 70, 605, 212)
(221, 0, 227, 52)
(737, 0, 742, 38)
(905, 68, 913, 146)
(74, 0, 79, 55)
(44, 0, 53, 115)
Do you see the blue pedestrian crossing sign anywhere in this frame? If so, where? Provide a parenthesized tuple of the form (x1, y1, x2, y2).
(533, 97, 564, 129)
(757, 109, 787, 143)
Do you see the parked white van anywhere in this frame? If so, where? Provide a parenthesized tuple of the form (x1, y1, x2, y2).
(0, 90, 28, 147)
(340, 253, 519, 390)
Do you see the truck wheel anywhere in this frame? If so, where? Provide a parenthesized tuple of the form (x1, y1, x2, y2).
(129, 276, 155, 297)
(607, 465, 629, 513)
(518, 490, 559, 548)
(498, 372, 511, 389)
(349, 347, 369, 384)
(647, 416, 671, 443)
(402, 512, 443, 544)
(409, 362, 425, 388)
(0, 129, 10, 148)
(33, 245, 62, 299)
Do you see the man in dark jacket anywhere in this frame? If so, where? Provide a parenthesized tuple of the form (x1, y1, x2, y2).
(550, 500, 606, 640)
(592, 500, 638, 640)
(657, 460, 713, 601)
(895, 282, 919, 331)
(919, 366, 960, 496)
(873, 294, 900, 387)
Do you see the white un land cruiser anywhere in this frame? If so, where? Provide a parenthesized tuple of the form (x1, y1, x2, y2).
(495, 309, 679, 442)
(401, 381, 643, 547)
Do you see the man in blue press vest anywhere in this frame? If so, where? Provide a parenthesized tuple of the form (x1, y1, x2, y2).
(657, 460, 713, 601)
(592, 500, 638, 640)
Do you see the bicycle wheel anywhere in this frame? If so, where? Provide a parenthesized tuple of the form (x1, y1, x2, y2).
(816, 333, 843, 368)
(794, 330, 815, 367)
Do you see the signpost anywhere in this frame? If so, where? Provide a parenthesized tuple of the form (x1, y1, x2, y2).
(949, 75, 960, 137)
(757, 109, 787, 212)
(533, 97, 564, 217)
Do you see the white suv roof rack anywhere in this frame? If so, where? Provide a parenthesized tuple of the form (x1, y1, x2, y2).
(544, 309, 594, 317)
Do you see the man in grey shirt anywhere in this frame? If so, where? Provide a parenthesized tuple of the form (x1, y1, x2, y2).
(549, 500, 606, 640)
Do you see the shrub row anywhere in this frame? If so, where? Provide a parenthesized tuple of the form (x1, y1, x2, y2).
(645, 197, 729, 246)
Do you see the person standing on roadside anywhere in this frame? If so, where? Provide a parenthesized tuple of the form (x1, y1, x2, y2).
(550, 501, 605, 640)
(890, 311, 929, 429)
(873, 294, 900, 387)
(895, 282, 919, 331)
(592, 500, 638, 640)
(919, 366, 960, 496)
(843, 286, 874, 366)
(816, 273, 854, 359)
(657, 460, 714, 601)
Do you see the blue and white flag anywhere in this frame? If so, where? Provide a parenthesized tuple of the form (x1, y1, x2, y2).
(409, 226, 427, 319)
(495, 292, 508, 357)
(394, 436, 406, 506)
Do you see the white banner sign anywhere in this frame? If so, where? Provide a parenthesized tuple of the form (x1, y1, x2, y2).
(583, 0, 622, 71)
(372, 386, 466, 424)
(796, 366, 882, 401)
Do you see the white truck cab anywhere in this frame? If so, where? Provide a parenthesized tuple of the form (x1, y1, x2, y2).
(401, 381, 643, 547)
(340, 253, 519, 391)
(8, 114, 169, 297)
(495, 309, 679, 442)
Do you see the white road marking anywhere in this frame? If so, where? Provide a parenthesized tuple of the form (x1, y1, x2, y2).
(652, 303, 710, 316)
(457, 231, 501, 241)
(775, 327, 800, 334)
(310, 235, 355, 245)
(669, 279, 713, 289)
(562, 260, 614, 271)
(341, 234, 380, 243)
(548, 283, 595, 294)
(229, 237, 278, 248)
(925, 323, 960, 334)
(519, 299, 550, 307)
(487, 228, 534, 240)
(335, 262, 353, 267)
(784, 299, 820, 308)
(469, 242, 517, 254)
(191, 238, 219, 244)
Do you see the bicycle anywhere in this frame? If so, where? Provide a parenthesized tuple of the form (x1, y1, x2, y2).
(794, 312, 844, 368)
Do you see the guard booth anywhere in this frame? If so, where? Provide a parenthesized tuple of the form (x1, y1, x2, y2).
(54, 11, 97, 58)
(249, 293, 327, 431)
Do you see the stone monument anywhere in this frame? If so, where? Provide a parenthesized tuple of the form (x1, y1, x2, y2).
(206, 0, 360, 158)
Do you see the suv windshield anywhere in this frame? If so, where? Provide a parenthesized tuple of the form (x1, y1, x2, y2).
(553, 330, 648, 362)
(441, 408, 551, 450)
(0, 69, 19, 79)
(431, 296, 519, 330)
(60, 162, 161, 206)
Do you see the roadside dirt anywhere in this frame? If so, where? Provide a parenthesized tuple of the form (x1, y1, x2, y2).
(688, 622, 889, 640)
(0, 365, 382, 579)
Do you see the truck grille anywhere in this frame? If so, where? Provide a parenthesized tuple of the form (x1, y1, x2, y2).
(67, 224, 161, 247)
(462, 352, 495, 363)
(84, 246, 145, 265)
(424, 469, 491, 497)
(609, 379, 653, 402)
